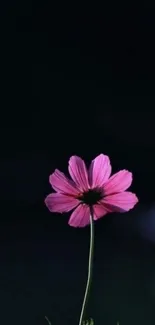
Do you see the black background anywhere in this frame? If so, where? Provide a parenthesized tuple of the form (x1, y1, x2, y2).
(1, 3, 155, 325)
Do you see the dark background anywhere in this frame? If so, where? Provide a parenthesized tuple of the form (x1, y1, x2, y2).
(1, 3, 155, 325)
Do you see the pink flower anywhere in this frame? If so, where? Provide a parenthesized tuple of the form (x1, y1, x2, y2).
(45, 154, 138, 227)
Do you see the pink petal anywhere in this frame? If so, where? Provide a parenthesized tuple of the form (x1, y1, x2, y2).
(68, 204, 90, 227)
(68, 156, 89, 191)
(88, 154, 111, 188)
(49, 169, 79, 195)
(101, 191, 138, 212)
(45, 193, 80, 213)
(93, 204, 111, 220)
(103, 170, 133, 195)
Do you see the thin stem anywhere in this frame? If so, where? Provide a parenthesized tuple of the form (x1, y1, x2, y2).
(78, 207, 94, 325)
(45, 316, 52, 325)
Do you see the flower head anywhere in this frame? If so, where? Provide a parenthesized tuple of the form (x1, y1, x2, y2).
(45, 154, 138, 227)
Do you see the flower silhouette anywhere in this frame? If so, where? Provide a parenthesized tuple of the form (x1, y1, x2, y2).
(45, 154, 138, 227)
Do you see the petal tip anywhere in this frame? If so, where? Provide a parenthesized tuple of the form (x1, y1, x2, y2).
(49, 169, 58, 184)
(68, 155, 82, 166)
(44, 195, 50, 209)
(133, 193, 139, 204)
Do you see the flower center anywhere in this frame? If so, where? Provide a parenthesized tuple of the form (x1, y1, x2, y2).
(78, 188, 103, 205)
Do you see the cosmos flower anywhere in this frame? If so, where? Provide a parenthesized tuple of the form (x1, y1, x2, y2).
(45, 154, 138, 227)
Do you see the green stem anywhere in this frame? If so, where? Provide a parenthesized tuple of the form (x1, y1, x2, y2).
(78, 207, 94, 325)
(45, 316, 52, 325)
